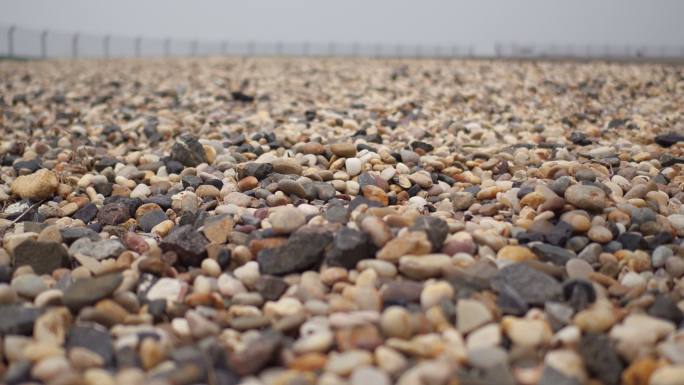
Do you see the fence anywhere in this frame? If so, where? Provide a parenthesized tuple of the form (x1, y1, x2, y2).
(1, 24, 683, 61)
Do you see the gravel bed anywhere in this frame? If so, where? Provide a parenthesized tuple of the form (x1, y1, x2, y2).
(1, 57, 684, 385)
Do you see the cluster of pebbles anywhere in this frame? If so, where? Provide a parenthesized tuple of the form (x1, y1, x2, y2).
(0, 57, 684, 385)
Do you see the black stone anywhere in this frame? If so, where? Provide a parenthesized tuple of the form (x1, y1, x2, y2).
(616, 232, 646, 251)
(148, 299, 167, 322)
(66, 325, 114, 365)
(231, 91, 255, 103)
(12, 239, 70, 275)
(139, 210, 167, 232)
(579, 333, 623, 385)
(160, 224, 209, 266)
(165, 160, 184, 174)
(94, 157, 118, 171)
(97, 203, 131, 226)
(72, 202, 99, 223)
(410, 216, 448, 251)
(255, 275, 288, 301)
(144, 195, 173, 210)
(410, 141, 434, 152)
(655, 133, 684, 148)
(569, 131, 592, 146)
(242, 162, 273, 180)
(170, 134, 207, 167)
(496, 282, 530, 316)
(103, 196, 143, 216)
(13, 159, 42, 173)
(257, 228, 333, 275)
(648, 294, 684, 324)
(563, 279, 596, 311)
(530, 243, 575, 266)
(492, 263, 562, 306)
(93, 182, 113, 196)
(325, 227, 376, 269)
(545, 221, 574, 246)
(0, 305, 42, 335)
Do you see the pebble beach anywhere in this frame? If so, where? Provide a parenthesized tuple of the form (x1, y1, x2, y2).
(1, 57, 684, 385)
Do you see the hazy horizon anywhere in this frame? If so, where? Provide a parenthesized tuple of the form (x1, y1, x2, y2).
(1, 0, 683, 58)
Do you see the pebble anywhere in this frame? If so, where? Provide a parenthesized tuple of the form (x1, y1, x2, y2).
(269, 206, 306, 234)
(11, 169, 59, 200)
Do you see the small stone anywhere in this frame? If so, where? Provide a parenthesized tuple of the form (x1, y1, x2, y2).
(257, 228, 333, 275)
(69, 238, 126, 260)
(65, 324, 114, 365)
(270, 207, 306, 234)
(97, 203, 131, 225)
(72, 203, 98, 223)
(579, 333, 624, 385)
(566, 258, 593, 279)
(377, 231, 432, 262)
(421, 281, 454, 309)
(350, 366, 390, 385)
(409, 216, 448, 251)
(146, 277, 186, 303)
(492, 263, 562, 306)
(202, 214, 234, 244)
(63, 272, 123, 311)
(588, 226, 613, 243)
(325, 227, 376, 269)
(380, 306, 413, 339)
(11, 169, 59, 200)
(170, 134, 207, 167)
(12, 240, 69, 275)
(502, 316, 552, 347)
(139, 210, 167, 232)
(564, 184, 607, 212)
(457, 299, 493, 333)
(0, 304, 42, 335)
(650, 365, 684, 385)
(160, 224, 209, 266)
(331, 143, 357, 158)
(11, 274, 46, 298)
(345, 158, 362, 176)
(325, 350, 373, 375)
(497, 245, 537, 262)
(530, 243, 575, 265)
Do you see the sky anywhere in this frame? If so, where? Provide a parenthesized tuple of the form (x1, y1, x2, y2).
(1, 0, 683, 58)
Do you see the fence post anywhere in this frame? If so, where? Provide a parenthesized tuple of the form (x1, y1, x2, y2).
(246, 41, 254, 56)
(221, 41, 228, 55)
(8, 25, 15, 57)
(40, 30, 48, 59)
(72, 32, 79, 59)
(352, 42, 359, 57)
(163, 38, 171, 57)
(302, 42, 309, 56)
(135, 36, 142, 57)
(103, 35, 110, 58)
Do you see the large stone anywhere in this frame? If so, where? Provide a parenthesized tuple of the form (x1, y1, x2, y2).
(0, 304, 42, 335)
(69, 238, 126, 260)
(257, 228, 333, 275)
(492, 263, 562, 306)
(13, 240, 69, 275)
(160, 224, 209, 266)
(11, 169, 59, 201)
(66, 325, 114, 365)
(410, 216, 449, 251)
(170, 134, 207, 167)
(325, 227, 376, 269)
(564, 184, 607, 212)
(579, 333, 623, 385)
(62, 272, 123, 311)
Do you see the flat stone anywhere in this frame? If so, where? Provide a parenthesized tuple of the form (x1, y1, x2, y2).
(257, 227, 333, 275)
(139, 210, 167, 233)
(409, 216, 448, 251)
(65, 325, 114, 365)
(530, 243, 575, 266)
(11, 169, 59, 201)
(62, 272, 123, 311)
(12, 240, 69, 275)
(0, 304, 42, 335)
(97, 203, 131, 226)
(69, 238, 126, 260)
(579, 333, 623, 385)
(564, 184, 607, 212)
(492, 263, 562, 306)
(72, 203, 99, 223)
(270, 207, 306, 234)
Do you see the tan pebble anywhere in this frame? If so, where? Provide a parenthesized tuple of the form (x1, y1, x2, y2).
(496, 245, 537, 262)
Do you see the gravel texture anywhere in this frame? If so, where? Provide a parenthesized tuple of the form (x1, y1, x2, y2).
(1, 57, 684, 385)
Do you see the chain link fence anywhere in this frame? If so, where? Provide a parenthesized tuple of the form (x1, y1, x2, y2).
(1, 24, 683, 61)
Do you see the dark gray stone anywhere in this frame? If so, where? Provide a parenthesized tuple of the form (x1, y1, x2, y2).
(66, 324, 114, 365)
(492, 263, 562, 306)
(12, 239, 69, 275)
(257, 228, 332, 275)
(170, 134, 207, 167)
(0, 305, 42, 335)
(159, 224, 209, 266)
(325, 227, 376, 269)
(63, 272, 123, 311)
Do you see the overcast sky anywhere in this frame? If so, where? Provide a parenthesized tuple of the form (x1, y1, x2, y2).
(1, 0, 683, 57)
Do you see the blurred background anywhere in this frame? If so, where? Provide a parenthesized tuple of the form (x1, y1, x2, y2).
(1, 0, 683, 60)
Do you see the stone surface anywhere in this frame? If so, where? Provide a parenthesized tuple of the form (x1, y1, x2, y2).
(11, 169, 59, 200)
(12, 240, 69, 275)
(62, 273, 123, 311)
